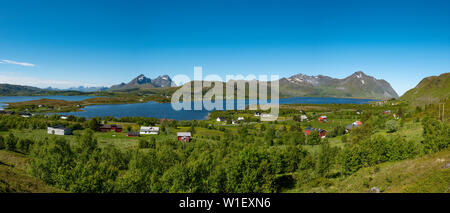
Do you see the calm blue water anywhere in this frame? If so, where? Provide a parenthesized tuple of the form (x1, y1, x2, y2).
(59, 97, 378, 120)
(0, 96, 98, 110)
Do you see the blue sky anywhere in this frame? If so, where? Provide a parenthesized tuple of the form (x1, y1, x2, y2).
(0, 0, 449, 95)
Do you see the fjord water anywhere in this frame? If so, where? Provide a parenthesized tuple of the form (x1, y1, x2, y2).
(0, 96, 97, 110)
(60, 96, 378, 120)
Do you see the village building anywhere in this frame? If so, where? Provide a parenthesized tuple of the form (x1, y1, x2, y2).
(216, 117, 227, 122)
(177, 132, 192, 142)
(20, 112, 32, 118)
(99, 124, 123, 132)
(0, 110, 14, 115)
(254, 112, 261, 117)
(353, 121, 363, 126)
(140, 126, 160, 135)
(160, 118, 175, 123)
(237, 117, 245, 121)
(346, 121, 363, 132)
(318, 115, 328, 122)
(60, 116, 68, 120)
(304, 127, 327, 138)
(300, 115, 308, 121)
(47, 126, 72, 135)
(127, 131, 140, 137)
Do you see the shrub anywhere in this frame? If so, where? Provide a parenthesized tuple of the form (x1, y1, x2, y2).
(5, 132, 17, 151)
(386, 120, 399, 133)
(0, 136, 4, 150)
(138, 139, 150, 148)
(421, 117, 450, 153)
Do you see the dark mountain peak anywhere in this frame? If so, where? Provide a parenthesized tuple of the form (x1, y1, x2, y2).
(131, 74, 152, 85)
(152, 75, 174, 87)
(287, 73, 334, 86)
(349, 71, 369, 79)
(109, 74, 175, 90)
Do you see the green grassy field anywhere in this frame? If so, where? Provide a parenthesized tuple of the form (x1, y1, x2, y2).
(0, 99, 448, 193)
(286, 148, 450, 193)
(0, 150, 64, 192)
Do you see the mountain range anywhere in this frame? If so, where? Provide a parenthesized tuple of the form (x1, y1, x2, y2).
(279, 71, 399, 99)
(106, 71, 398, 99)
(46, 86, 109, 92)
(109, 74, 175, 91)
(0, 72, 401, 99)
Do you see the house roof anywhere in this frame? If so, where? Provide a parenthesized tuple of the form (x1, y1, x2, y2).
(346, 124, 355, 130)
(140, 126, 160, 131)
(48, 125, 71, 131)
(346, 123, 361, 130)
(305, 127, 326, 132)
(353, 121, 363, 125)
(128, 131, 140, 136)
(177, 132, 191, 137)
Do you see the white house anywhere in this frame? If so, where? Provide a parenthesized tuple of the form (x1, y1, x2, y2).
(140, 126, 160, 135)
(47, 126, 72, 135)
(60, 116, 68, 120)
(216, 117, 226, 122)
(300, 115, 308, 121)
(20, 113, 32, 118)
(237, 117, 244, 121)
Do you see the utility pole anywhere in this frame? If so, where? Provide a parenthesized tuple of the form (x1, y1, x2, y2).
(443, 103, 445, 122)
(439, 103, 441, 121)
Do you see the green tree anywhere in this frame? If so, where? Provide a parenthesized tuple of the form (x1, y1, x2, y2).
(316, 140, 338, 177)
(0, 136, 4, 150)
(306, 131, 321, 145)
(87, 118, 100, 131)
(386, 120, 399, 133)
(421, 117, 450, 153)
(5, 132, 17, 151)
(16, 138, 33, 153)
(79, 129, 98, 154)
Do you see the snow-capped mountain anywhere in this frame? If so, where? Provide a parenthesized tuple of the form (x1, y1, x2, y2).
(279, 71, 399, 99)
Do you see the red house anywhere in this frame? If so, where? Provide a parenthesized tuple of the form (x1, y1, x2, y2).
(99, 124, 112, 132)
(304, 127, 327, 138)
(177, 132, 192, 142)
(111, 124, 123, 132)
(353, 121, 363, 126)
(99, 124, 123, 133)
(318, 115, 328, 122)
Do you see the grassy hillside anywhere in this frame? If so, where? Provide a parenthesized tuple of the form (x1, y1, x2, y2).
(401, 73, 450, 105)
(0, 150, 64, 192)
(288, 148, 450, 193)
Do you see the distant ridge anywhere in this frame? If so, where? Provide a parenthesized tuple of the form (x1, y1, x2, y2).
(46, 86, 108, 92)
(0, 84, 45, 96)
(401, 72, 450, 105)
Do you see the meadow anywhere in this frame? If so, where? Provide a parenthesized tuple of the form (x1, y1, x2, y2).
(0, 100, 448, 193)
